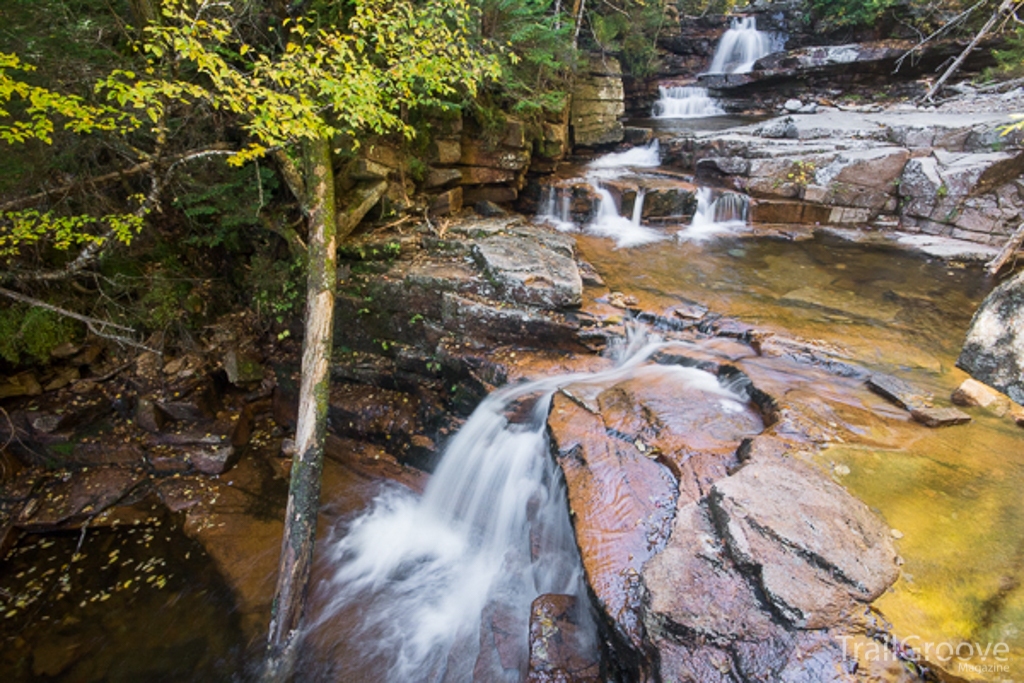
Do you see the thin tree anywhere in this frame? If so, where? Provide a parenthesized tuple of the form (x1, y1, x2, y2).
(3, 1, 500, 677)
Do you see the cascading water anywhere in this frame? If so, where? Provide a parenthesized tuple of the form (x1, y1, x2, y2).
(679, 186, 750, 240)
(583, 140, 666, 249)
(706, 16, 774, 75)
(586, 186, 663, 249)
(306, 337, 699, 681)
(536, 185, 575, 232)
(651, 85, 725, 119)
(587, 139, 661, 171)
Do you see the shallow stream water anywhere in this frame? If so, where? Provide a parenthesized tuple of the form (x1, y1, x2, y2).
(577, 228, 1023, 681)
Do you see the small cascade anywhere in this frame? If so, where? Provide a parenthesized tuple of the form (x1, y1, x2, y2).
(651, 86, 725, 119)
(587, 139, 661, 172)
(707, 16, 774, 75)
(587, 185, 665, 249)
(536, 185, 575, 232)
(631, 188, 647, 225)
(679, 187, 750, 240)
(310, 338, 736, 681)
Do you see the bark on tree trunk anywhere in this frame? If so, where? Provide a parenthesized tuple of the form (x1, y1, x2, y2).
(127, 0, 159, 30)
(263, 134, 337, 681)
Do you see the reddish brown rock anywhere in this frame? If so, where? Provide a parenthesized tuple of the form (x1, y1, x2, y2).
(910, 405, 971, 428)
(951, 378, 1011, 415)
(547, 391, 676, 652)
(17, 467, 146, 530)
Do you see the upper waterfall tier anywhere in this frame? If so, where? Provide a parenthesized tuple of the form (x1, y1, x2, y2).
(707, 16, 775, 75)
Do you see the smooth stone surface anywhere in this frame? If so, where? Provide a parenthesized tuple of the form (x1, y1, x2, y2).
(959, 269, 1024, 404)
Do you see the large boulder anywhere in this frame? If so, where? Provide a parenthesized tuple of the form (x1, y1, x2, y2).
(959, 269, 1024, 404)
(547, 360, 766, 667)
(472, 233, 582, 309)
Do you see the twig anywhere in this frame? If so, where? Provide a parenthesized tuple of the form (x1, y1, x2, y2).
(894, 0, 986, 74)
(0, 407, 15, 452)
(0, 286, 159, 354)
(374, 215, 413, 232)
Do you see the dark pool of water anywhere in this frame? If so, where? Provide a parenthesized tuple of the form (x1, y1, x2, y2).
(1, 508, 249, 682)
(626, 114, 769, 134)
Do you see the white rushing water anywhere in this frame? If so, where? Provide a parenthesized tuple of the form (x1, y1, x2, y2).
(586, 185, 665, 249)
(309, 337, 698, 681)
(678, 187, 750, 241)
(652, 85, 725, 119)
(706, 16, 774, 75)
(587, 139, 661, 172)
(584, 141, 667, 248)
(535, 141, 667, 249)
(536, 185, 575, 232)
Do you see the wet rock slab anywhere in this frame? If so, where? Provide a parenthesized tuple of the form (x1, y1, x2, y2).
(643, 449, 898, 682)
(525, 594, 601, 683)
(547, 360, 765, 661)
(472, 232, 582, 309)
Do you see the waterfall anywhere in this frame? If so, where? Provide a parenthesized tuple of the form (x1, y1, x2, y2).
(679, 187, 749, 241)
(587, 185, 664, 249)
(652, 86, 725, 119)
(631, 188, 647, 225)
(536, 185, 575, 232)
(308, 339, 716, 681)
(587, 139, 661, 171)
(707, 16, 774, 75)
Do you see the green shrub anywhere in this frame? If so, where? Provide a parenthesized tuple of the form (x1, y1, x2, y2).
(809, 0, 898, 29)
(0, 304, 81, 366)
(247, 248, 306, 330)
(171, 161, 279, 251)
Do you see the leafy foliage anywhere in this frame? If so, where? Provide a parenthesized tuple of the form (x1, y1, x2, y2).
(584, 0, 666, 78)
(246, 248, 306, 331)
(989, 26, 1024, 79)
(101, 0, 502, 164)
(478, 0, 575, 118)
(808, 0, 898, 29)
(0, 208, 144, 257)
(677, 0, 737, 15)
(171, 162, 279, 250)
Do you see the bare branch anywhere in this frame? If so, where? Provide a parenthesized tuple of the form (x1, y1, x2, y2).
(922, 0, 1019, 102)
(987, 222, 1024, 276)
(0, 286, 159, 354)
(894, 0, 986, 74)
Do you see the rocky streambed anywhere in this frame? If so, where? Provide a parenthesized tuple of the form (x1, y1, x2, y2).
(4, 94, 1024, 681)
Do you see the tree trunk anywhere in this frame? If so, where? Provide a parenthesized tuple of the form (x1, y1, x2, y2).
(263, 134, 337, 681)
(987, 222, 1024, 276)
(127, 0, 159, 30)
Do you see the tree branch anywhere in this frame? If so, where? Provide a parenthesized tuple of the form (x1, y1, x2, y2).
(4, 146, 236, 283)
(273, 148, 307, 212)
(987, 222, 1024, 276)
(0, 286, 159, 353)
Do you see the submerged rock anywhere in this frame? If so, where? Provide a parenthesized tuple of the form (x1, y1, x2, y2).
(525, 594, 601, 683)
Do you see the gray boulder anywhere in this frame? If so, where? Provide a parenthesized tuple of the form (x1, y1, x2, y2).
(959, 270, 1024, 404)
